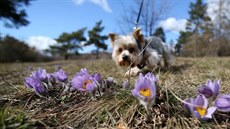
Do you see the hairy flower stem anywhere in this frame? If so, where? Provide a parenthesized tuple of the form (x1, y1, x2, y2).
(145, 105, 152, 122)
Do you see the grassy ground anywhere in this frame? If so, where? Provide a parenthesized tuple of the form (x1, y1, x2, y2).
(0, 57, 230, 128)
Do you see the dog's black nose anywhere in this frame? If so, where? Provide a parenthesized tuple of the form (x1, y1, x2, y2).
(122, 55, 129, 60)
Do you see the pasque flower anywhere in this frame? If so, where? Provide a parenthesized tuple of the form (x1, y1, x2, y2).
(131, 73, 156, 102)
(25, 76, 37, 89)
(91, 72, 102, 86)
(144, 72, 157, 83)
(54, 69, 68, 82)
(198, 80, 220, 98)
(47, 73, 56, 84)
(71, 68, 95, 92)
(32, 68, 47, 81)
(215, 94, 230, 112)
(24, 75, 48, 96)
(184, 94, 217, 120)
(184, 98, 195, 113)
(131, 73, 157, 115)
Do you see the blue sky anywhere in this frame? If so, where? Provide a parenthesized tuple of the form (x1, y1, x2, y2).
(0, 0, 197, 53)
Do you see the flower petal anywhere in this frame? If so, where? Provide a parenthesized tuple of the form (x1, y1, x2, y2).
(193, 111, 201, 119)
(86, 83, 95, 92)
(212, 80, 220, 97)
(149, 81, 156, 99)
(204, 107, 217, 119)
(54, 69, 68, 82)
(33, 68, 47, 81)
(197, 85, 213, 98)
(215, 94, 230, 112)
(145, 72, 157, 83)
(131, 73, 157, 103)
(184, 98, 195, 113)
(195, 94, 208, 108)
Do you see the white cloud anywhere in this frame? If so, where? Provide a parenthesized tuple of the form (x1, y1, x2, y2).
(73, 0, 85, 5)
(91, 0, 112, 13)
(25, 36, 57, 51)
(159, 17, 187, 33)
(73, 0, 112, 13)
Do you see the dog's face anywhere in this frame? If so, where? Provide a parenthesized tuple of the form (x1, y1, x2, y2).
(109, 28, 145, 67)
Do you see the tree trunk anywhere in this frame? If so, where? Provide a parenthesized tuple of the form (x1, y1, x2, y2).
(96, 48, 99, 59)
(64, 54, 69, 60)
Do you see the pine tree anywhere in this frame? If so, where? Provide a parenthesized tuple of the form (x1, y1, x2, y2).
(86, 21, 108, 59)
(187, 0, 210, 34)
(48, 28, 86, 60)
(0, 0, 31, 28)
(176, 0, 211, 56)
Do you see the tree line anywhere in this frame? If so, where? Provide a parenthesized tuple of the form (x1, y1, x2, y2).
(1, 0, 230, 62)
(0, 20, 108, 62)
(175, 0, 230, 57)
(0, 0, 108, 62)
(0, 36, 52, 62)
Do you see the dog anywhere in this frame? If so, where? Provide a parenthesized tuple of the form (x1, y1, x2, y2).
(108, 27, 172, 77)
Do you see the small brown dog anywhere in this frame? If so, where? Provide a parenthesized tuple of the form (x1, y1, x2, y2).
(109, 28, 172, 77)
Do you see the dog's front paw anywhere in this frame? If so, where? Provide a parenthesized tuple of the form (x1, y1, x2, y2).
(124, 67, 140, 77)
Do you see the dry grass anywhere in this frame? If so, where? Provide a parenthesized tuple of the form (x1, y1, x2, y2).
(0, 57, 230, 128)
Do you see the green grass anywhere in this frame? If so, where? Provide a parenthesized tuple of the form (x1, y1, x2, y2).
(0, 57, 230, 128)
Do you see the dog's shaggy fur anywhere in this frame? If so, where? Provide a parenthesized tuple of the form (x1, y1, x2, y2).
(109, 28, 173, 77)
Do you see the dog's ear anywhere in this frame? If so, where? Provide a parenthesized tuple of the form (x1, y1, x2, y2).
(133, 28, 144, 43)
(108, 33, 118, 48)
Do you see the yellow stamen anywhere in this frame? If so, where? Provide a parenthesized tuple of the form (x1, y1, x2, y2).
(82, 79, 92, 89)
(196, 107, 207, 117)
(140, 88, 151, 97)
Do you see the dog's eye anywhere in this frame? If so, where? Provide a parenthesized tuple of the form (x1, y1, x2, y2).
(129, 48, 135, 53)
(118, 48, 122, 53)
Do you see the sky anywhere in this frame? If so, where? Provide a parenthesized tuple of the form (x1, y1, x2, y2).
(0, 0, 213, 53)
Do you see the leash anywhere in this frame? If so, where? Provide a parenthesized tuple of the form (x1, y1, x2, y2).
(134, 0, 144, 30)
(134, 0, 144, 50)
(134, 0, 147, 69)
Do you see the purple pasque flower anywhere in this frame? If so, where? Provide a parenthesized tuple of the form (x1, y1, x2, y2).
(215, 94, 230, 112)
(106, 77, 114, 83)
(24, 76, 37, 89)
(106, 77, 116, 85)
(91, 72, 102, 85)
(71, 68, 95, 92)
(32, 68, 47, 81)
(24, 76, 48, 96)
(198, 85, 213, 98)
(105, 77, 116, 88)
(131, 73, 157, 119)
(198, 80, 220, 98)
(75, 68, 88, 76)
(47, 73, 57, 87)
(186, 94, 217, 120)
(33, 82, 48, 96)
(184, 98, 195, 113)
(131, 73, 156, 103)
(145, 72, 158, 83)
(47, 73, 56, 83)
(54, 69, 68, 82)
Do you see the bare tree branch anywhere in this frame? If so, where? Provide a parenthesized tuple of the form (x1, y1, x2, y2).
(117, 0, 170, 36)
